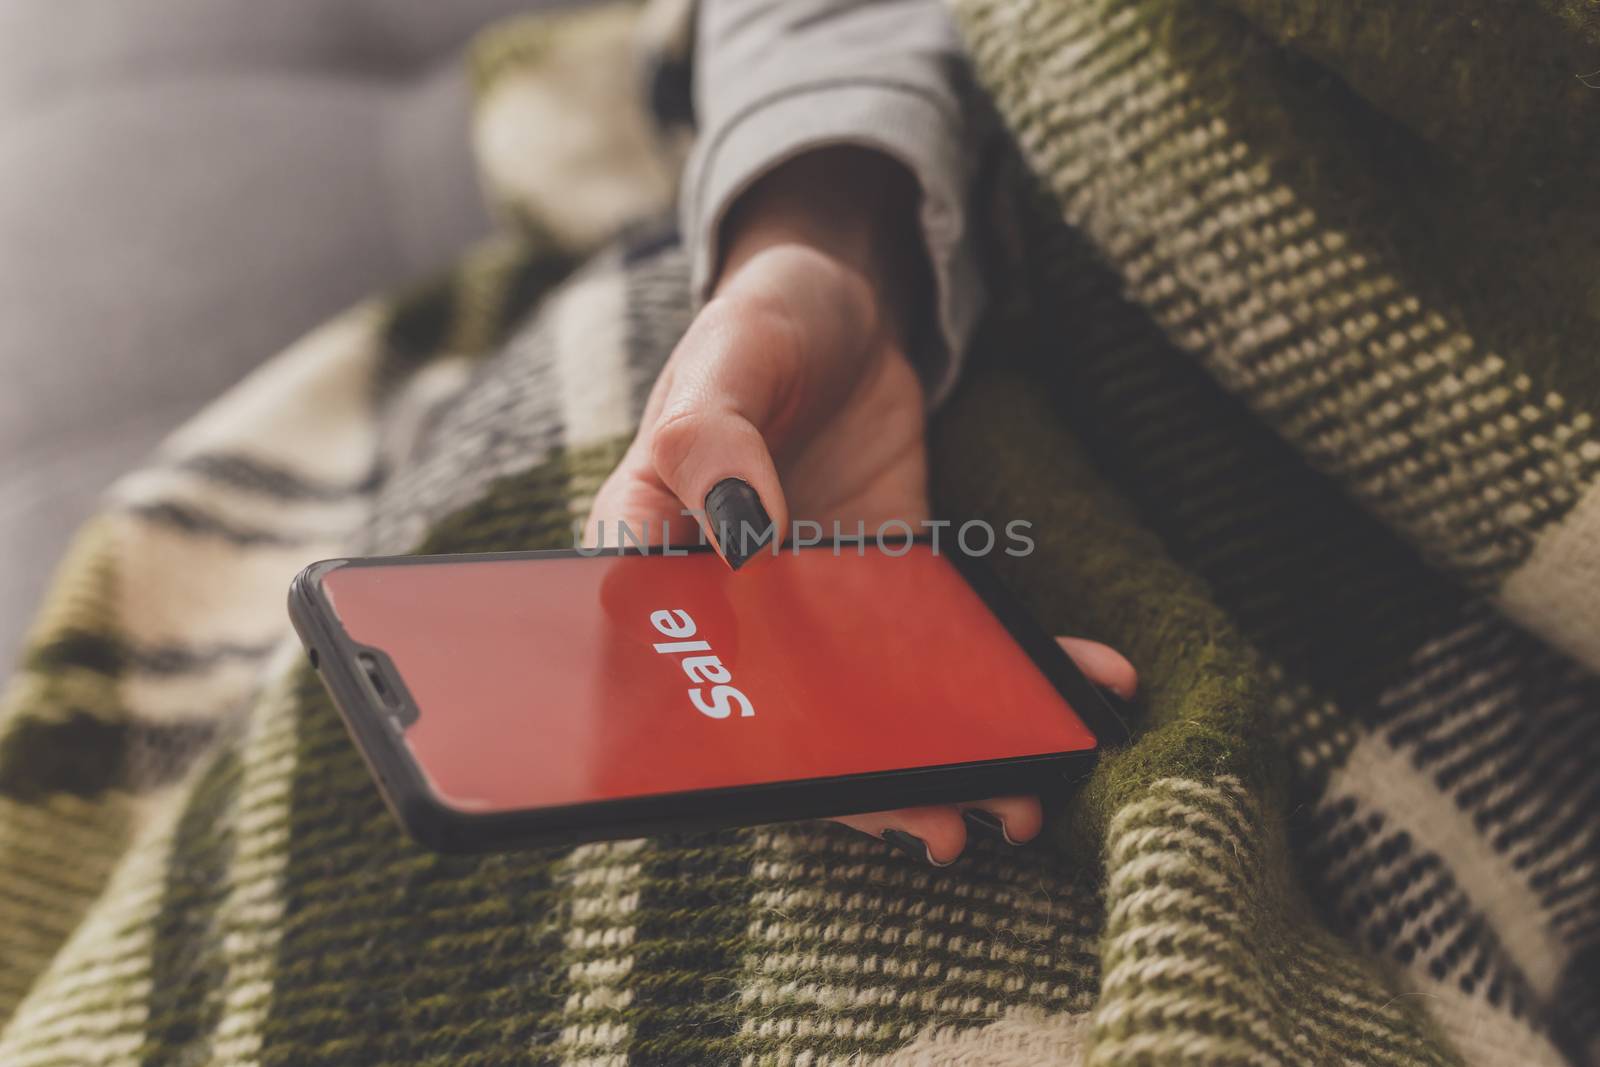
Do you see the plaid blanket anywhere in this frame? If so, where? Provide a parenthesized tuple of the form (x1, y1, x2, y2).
(3, 2, 1597, 1064)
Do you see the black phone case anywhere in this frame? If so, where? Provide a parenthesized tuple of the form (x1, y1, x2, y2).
(287, 543, 1131, 854)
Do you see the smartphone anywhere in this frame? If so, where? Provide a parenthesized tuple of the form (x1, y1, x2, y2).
(287, 542, 1127, 853)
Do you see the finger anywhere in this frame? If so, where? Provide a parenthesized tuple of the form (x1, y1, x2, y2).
(956, 795, 1042, 846)
(582, 464, 702, 550)
(647, 251, 876, 569)
(583, 358, 706, 548)
(829, 638, 1137, 863)
(833, 805, 967, 867)
(827, 637, 1136, 863)
(1057, 636, 1138, 700)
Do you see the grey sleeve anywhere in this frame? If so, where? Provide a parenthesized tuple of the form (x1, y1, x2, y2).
(683, 0, 989, 406)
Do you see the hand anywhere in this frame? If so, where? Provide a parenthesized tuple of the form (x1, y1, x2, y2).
(587, 148, 1136, 863)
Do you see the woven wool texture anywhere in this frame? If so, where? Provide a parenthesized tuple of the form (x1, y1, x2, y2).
(1, 1, 1597, 1064)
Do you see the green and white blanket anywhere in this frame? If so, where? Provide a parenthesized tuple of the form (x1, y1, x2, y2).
(3, 2, 1597, 1063)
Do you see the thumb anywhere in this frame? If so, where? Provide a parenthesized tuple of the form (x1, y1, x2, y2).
(646, 250, 875, 569)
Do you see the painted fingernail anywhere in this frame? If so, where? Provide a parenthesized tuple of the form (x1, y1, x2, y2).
(704, 478, 773, 571)
(963, 808, 1021, 847)
(881, 828, 952, 868)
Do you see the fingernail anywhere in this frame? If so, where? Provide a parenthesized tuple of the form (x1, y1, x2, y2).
(963, 808, 1021, 847)
(881, 828, 952, 868)
(704, 478, 773, 571)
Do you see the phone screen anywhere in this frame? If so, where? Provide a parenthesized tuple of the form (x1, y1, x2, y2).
(319, 546, 1096, 813)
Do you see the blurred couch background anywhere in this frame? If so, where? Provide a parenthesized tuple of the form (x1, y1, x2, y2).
(0, 0, 546, 668)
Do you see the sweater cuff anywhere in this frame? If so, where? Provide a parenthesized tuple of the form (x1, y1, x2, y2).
(681, 81, 984, 407)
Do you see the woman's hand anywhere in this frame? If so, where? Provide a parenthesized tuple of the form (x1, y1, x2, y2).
(588, 148, 932, 564)
(586, 147, 1136, 863)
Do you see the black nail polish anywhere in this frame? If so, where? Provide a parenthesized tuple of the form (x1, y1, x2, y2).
(963, 808, 1019, 846)
(704, 478, 773, 571)
(881, 828, 950, 867)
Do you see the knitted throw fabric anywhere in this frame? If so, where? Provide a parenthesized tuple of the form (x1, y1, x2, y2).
(2, 2, 1597, 1064)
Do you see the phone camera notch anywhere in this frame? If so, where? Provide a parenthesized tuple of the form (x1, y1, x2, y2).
(358, 651, 400, 710)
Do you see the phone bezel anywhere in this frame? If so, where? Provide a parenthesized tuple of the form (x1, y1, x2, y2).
(288, 541, 1131, 853)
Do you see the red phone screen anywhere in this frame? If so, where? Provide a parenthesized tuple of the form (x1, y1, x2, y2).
(320, 546, 1096, 813)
